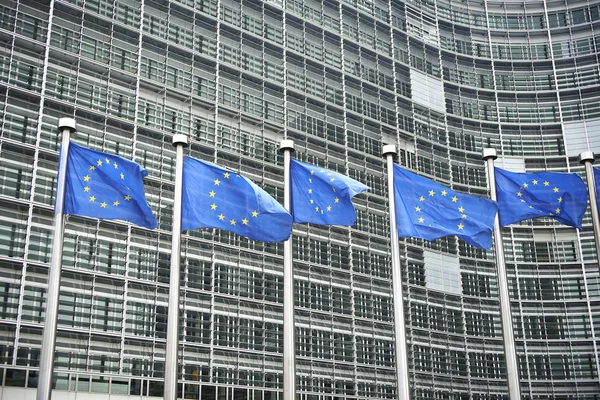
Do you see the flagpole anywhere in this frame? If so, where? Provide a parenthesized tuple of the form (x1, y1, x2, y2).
(164, 134, 188, 400)
(37, 118, 76, 400)
(279, 139, 295, 400)
(579, 152, 600, 258)
(482, 148, 521, 400)
(382, 145, 410, 400)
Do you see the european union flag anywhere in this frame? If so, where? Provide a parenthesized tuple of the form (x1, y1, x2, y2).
(181, 157, 292, 242)
(393, 165, 498, 249)
(290, 160, 368, 226)
(495, 167, 588, 229)
(594, 167, 600, 215)
(62, 142, 157, 229)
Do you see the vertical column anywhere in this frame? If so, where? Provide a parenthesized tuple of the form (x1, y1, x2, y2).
(37, 117, 77, 400)
(482, 148, 521, 400)
(164, 134, 189, 400)
(579, 152, 600, 259)
(279, 139, 295, 400)
(382, 145, 411, 400)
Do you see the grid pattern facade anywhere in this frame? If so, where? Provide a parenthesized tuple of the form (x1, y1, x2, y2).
(0, 0, 599, 399)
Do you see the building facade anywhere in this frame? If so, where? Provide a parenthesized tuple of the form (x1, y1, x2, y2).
(0, 0, 599, 399)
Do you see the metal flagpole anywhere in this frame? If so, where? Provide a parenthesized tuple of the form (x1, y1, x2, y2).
(37, 118, 77, 400)
(279, 139, 295, 400)
(579, 152, 600, 259)
(164, 134, 189, 400)
(382, 145, 410, 400)
(482, 148, 521, 400)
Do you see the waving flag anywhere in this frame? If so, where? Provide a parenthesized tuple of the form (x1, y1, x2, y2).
(290, 160, 368, 226)
(393, 165, 498, 249)
(495, 168, 588, 228)
(594, 167, 600, 215)
(181, 156, 292, 242)
(62, 142, 157, 229)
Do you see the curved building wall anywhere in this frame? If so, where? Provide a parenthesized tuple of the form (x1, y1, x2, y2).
(0, 0, 598, 399)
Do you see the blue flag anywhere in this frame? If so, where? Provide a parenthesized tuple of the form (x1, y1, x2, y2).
(495, 167, 588, 229)
(393, 165, 498, 249)
(595, 167, 600, 215)
(181, 157, 292, 242)
(62, 142, 157, 229)
(290, 160, 368, 226)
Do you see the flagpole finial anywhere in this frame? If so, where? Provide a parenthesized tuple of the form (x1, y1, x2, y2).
(482, 148, 497, 160)
(382, 144, 396, 156)
(579, 151, 595, 163)
(279, 139, 294, 152)
(58, 117, 76, 133)
(172, 134, 188, 147)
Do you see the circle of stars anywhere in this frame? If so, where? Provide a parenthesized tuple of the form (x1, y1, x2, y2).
(415, 188, 468, 231)
(208, 171, 257, 227)
(85, 156, 131, 208)
(516, 179, 562, 215)
(307, 169, 339, 215)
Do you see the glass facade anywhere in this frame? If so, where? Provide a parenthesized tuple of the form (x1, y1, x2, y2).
(0, 0, 599, 399)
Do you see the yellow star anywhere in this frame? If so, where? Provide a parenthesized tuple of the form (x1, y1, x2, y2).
(101, 202, 107, 208)
(84, 186, 90, 192)
(458, 206, 465, 213)
(330, 178, 335, 182)
(419, 196, 425, 202)
(218, 214, 225, 220)
(120, 173, 124, 180)
(230, 219, 236, 225)
(90, 165, 96, 171)
(462, 214, 467, 219)
(113, 162, 118, 169)
(418, 217, 424, 223)
(555, 208, 561, 214)
(458, 223, 464, 230)
(310, 199, 314, 204)
(105, 157, 110, 164)
(532, 180, 538, 185)
(327, 205, 332, 211)
(523, 183, 528, 188)
(310, 170, 315, 175)
(452, 196, 458, 203)
(558, 197, 563, 203)
(544, 181, 550, 186)
(84, 175, 91, 182)
(528, 205, 533, 209)
(429, 190, 435, 196)
(309, 178, 312, 183)
(211, 203, 217, 210)
(521, 199, 525, 203)
(209, 190, 216, 197)
(553, 187, 559, 193)
(315, 206, 319, 211)
(113, 200, 120, 206)
(415, 206, 421, 212)
(441, 190, 447, 196)
(517, 192, 522, 197)
(308, 189, 313, 194)
(214, 179, 221, 186)
(242, 218, 248, 225)
(97, 160, 103, 166)
(334, 198, 339, 203)
(332, 187, 336, 192)
(125, 195, 131, 201)
(252, 210, 258, 217)
(89, 195, 96, 202)
(224, 172, 230, 178)
(319, 170, 324, 173)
